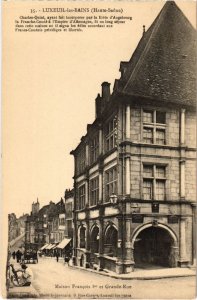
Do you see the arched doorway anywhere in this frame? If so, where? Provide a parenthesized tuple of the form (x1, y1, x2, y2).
(104, 225, 118, 257)
(78, 226, 86, 248)
(133, 225, 178, 268)
(90, 225, 99, 253)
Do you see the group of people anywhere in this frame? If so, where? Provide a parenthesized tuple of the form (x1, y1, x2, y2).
(7, 248, 32, 289)
(8, 262, 32, 287)
(12, 249, 23, 263)
(54, 250, 72, 265)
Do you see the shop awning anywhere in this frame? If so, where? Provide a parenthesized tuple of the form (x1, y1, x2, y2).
(40, 244, 49, 250)
(56, 238, 71, 249)
(47, 243, 56, 250)
(45, 243, 53, 250)
(51, 243, 58, 249)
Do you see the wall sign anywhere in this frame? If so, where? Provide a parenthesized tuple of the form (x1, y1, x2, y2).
(168, 215, 179, 224)
(132, 214, 144, 223)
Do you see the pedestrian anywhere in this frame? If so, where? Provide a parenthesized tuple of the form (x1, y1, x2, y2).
(64, 255, 70, 266)
(12, 251, 16, 260)
(16, 250, 22, 263)
(56, 252, 59, 262)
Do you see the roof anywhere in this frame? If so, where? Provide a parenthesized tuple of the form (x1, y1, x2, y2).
(117, 1, 196, 107)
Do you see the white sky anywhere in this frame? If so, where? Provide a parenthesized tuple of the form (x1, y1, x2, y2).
(2, 1, 196, 217)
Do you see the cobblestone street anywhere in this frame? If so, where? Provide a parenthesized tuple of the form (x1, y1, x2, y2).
(26, 257, 196, 299)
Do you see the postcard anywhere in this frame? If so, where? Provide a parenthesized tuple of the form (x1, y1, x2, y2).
(1, 0, 196, 299)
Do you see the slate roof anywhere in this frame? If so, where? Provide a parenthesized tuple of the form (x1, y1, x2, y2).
(117, 1, 196, 108)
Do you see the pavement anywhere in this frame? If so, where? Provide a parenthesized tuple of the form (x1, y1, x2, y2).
(39, 255, 196, 280)
(70, 263, 196, 280)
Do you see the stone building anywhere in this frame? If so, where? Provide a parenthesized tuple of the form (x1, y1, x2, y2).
(70, 2, 196, 274)
(64, 189, 74, 239)
(8, 213, 19, 242)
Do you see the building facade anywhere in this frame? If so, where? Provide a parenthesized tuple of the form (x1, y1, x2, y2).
(64, 189, 74, 239)
(71, 2, 196, 274)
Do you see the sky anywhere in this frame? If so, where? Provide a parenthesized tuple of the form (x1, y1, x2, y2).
(2, 1, 196, 218)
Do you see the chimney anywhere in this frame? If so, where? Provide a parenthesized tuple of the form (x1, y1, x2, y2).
(95, 93, 102, 118)
(101, 82, 111, 102)
(143, 25, 146, 35)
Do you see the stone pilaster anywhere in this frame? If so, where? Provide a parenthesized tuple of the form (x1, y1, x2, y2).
(180, 160, 185, 199)
(99, 126, 103, 155)
(125, 105, 131, 140)
(191, 203, 196, 266)
(125, 155, 131, 196)
(180, 109, 186, 145)
(178, 216, 189, 267)
(98, 205, 105, 270)
(116, 203, 134, 274)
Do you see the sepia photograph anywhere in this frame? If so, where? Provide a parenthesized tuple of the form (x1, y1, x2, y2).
(2, 0, 196, 299)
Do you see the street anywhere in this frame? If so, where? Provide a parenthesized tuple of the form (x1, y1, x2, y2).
(29, 257, 195, 299)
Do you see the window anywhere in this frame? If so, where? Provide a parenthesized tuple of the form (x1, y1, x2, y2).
(90, 134, 99, 164)
(67, 220, 73, 238)
(143, 128, 153, 144)
(65, 202, 72, 219)
(77, 146, 86, 174)
(105, 116, 117, 152)
(79, 226, 86, 248)
(77, 184, 86, 210)
(143, 180, 153, 200)
(143, 165, 166, 200)
(143, 110, 166, 145)
(59, 218, 65, 225)
(90, 176, 99, 206)
(105, 167, 117, 202)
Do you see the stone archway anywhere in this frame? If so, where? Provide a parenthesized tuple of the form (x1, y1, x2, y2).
(78, 225, 86, 248)
(90, 225, 99, 253)
(131, 223, 178, 268)
(104, 224, 118, 257)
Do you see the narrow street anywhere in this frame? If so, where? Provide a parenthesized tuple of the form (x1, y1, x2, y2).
(29, 257, 195, 299)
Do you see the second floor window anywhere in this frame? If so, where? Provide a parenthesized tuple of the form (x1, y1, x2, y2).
(143, 164, 166, 201)
(105, 167, 117, 202)
(90, 135, 99, 164)
(105, 117, 117, 152)
(77, 184, 86, 210)
(143, 110, 166, 145)
(90, 176, 99, 206)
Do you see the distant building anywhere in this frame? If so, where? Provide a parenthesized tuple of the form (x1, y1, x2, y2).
(8, 213, 18, 242)
(8, 213, 29, 243)
(64, 189, 74, 239)
(17, 213, 29, 236)
(70, 2, 196, 274)
(50, 198, 65, 243)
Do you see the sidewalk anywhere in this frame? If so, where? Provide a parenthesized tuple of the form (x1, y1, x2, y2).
(69, 264, 196, 280)
(40, 255, 196, 280)
(7, 258, 39, 298)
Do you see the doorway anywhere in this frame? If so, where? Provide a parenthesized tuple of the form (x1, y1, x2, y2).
(134, 226, 175, 268)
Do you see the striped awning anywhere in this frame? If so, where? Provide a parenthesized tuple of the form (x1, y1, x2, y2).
(56, 238, 71, 249)
(45, 243, 54, 250)
(40, 244, 49, 250)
